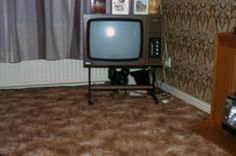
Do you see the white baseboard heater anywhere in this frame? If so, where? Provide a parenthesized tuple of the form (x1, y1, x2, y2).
(0, 60, 108, 89)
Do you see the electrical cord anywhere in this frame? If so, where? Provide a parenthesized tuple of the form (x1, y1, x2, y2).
(160, 34, 172, 96)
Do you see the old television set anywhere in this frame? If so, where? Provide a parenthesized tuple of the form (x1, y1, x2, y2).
(222, 94, 236, 136)
(83, 14, 162, 67)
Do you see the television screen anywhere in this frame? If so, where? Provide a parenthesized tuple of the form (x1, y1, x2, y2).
(222, 94, 236, 135)
(228, 106, 236, 128)
(88, 20, 142, 60)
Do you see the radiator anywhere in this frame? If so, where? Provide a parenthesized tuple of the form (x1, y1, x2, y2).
(0, 60, 108, 89)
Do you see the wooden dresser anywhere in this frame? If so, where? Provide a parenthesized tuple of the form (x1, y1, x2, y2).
(193, 33, 236, 156)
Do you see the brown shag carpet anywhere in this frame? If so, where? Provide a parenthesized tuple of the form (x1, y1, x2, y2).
(0, 87, 232, 156)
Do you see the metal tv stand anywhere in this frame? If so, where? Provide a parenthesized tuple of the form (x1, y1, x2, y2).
(87, 65, 161, 105)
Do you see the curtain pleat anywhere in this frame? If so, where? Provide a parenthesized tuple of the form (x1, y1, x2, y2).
(0, 0, 81, 63)
(36, 0, 46, 59)
(70, 0, 82, 59)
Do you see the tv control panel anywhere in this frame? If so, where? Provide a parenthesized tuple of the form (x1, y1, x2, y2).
(149, 38, 161, 58)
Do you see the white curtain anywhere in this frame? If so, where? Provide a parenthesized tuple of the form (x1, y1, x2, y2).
(0, 0, 81, 63)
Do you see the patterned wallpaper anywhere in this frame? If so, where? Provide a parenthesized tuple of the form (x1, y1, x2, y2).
(160, 0, 236, 103)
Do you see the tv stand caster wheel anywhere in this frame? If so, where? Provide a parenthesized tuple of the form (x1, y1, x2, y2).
(87, 93, 93, 105)
(88, 100, 93, 105)
(152, 94, 159, 104)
